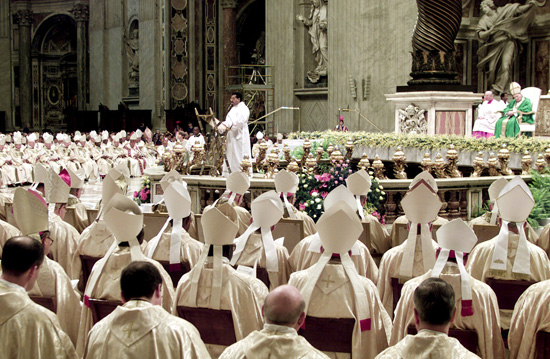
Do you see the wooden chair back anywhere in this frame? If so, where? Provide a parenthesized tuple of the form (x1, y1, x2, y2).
(88, 298, 122, 325)
(29, 296, 57, 313)
(87, 209, 99, 223)
(485, 278, 535, 310)
(393, 222, 442, 247)
(391, 277, 405, 313)
(63, 207, 77, 228)
(176, 306, 237, 346)
(194, 213, 204, 243)
(298, 316, 355, 354)
(273, 218, 304, 254)
(158, 260, 191, 287)
(536, 331, 550, 359)
(143, 212, 169, 242)
(80, 255, 101, 288)
(472, 223, 500, 244)
(408, 325, 478, 354)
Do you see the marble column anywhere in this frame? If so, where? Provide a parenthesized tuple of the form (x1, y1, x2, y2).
(72, 4, 89, 111)
(221, 0, 237, 112)
(16, 9, 33, 127)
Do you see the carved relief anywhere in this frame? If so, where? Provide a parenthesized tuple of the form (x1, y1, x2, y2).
(204, 0, 217, 110)
(126, 20, 139, 97)
(170, 0, 189, 108)
(15, 10, 33, 26)
(398, 104, 427, 134)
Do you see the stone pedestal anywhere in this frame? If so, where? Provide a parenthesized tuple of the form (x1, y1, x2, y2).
(385, 91, 482, 136)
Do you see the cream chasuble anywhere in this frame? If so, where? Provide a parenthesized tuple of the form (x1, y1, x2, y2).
(289, 263, 392, 359)
(204, 202, 251, 237)
(377, 236, 439, 318)
(466, 233, 550, 329)
(390, 266, 504, 359)
(363, 213, 391, 254)
(0, 219, 21, 257)
(67, 199, 90, 233)
(49, 212, 80, 278)
(83, 300, 210, 359)
(143, 228, 203, 269)
(376, 329, 480, 359)
(509, 280, 550, 359)
(289, 234, 379, 284)
(76, 247, 175, 356)
(390, 215, 448, 248)
(0, 281, 77, 359)
(172, 263, 267, 359)
(219, 324, 329, 359)
(468, 214, 539, 244)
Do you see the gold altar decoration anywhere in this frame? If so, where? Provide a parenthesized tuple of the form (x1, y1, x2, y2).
(170, 144, 188, 174)
(545, 148, 550, 167)
(255, 140, 268, 173)
(487, 153, 499, 176)
(283, 143, 291, 162)
(265, 152, 279, 179)
(434, 153, 448, 178)
(392, 146, 407, 179)
(190, 142, 205, 167)
(358, 153, 370, 170)
(287, 157, 300, 173)
(330, 149, 344, 163)
(421, 152, 433, 173)
(305, 153, 317, 173)
(521, 151, 533, 175)
(372, 155, 387, 180)
(162, 152, 172, 172)
(446, 144, 462, 178)
(326, 144, 334, 157)
(300, 139, 312, 169)
(241, 155, 251, 174)
(316, 146, 324, 162)
(497, 144, 513, 176)
(471, 152, 485, 178)
(345, 138, 355, 160)
(536, 154, 547, 173)
(194, 107, 225, 176)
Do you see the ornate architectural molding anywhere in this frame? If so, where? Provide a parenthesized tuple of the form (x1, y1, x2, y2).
(221, 0, 237, 9)
(71, 4, 90, 22)
(15, 10, 33, 26)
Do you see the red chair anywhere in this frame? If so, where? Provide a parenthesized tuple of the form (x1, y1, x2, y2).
(298, 316, 355, 354)
(176, 306, 237, 346)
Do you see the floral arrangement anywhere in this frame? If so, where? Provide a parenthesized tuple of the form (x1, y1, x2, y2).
(133, 176, 151, 205)
(288, 131, 550, 154)
(295, 160, 386, 222)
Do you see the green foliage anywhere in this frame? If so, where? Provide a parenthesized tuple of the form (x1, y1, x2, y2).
(528, 170, 550, 227)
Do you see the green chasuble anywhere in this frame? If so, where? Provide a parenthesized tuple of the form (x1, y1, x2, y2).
(494, 97, 534, 138)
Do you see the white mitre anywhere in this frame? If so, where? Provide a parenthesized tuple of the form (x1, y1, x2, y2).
(274, 170, 299, 219)
(487, 177, 508, 225)
(346, 169, 372, 219)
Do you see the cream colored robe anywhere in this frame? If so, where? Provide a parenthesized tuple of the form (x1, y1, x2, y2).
(468, 214, 539, 244)
(286, 204, 317, 237)
(67, 196, 90, 233)
(377, 236, 439, 318)
(205, 202, 251, 237)
(390, 266, 504, 359)
(289, 234, 379, 285)
(49, 213, 80, 278)
(531, 223, 550, 259)
(0, 219, 21, 258)
(143, 228, 203, 270)
(76, 247, 175, 356)
(289, 263, 392, 359)
(466, 233, 550, 329)
(390, 215, 448, 248)
(0, 281, 77, 359)
(0, 192, 13, 221)
(84, 300, 210, 359)
(509, 279, 550, 359)
(363, 213, 391, 255)
(219, 324, 330, 359)
(376, 329, 480, 359)
(26, 256, 82, 345)
(233, 232, 292, 290)
(172, 262, 268, 358)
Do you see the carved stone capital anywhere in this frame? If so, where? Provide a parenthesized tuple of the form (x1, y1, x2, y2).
(71, 4, 90, 22)
(15, 10, 33, 26)
(221, 0, 238, 9)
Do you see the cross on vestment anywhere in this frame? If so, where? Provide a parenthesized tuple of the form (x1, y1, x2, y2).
(121, 301, 141, 338)
(320, 275, 335, 289)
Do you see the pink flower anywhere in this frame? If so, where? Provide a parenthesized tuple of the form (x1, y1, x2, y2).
(140, 192, 148, 201)
(314, 173, 331, 182)
(330, 175, 334, 179)
(349, 169, 352, 173)
(335, 181, 338, 184)
(310, 189, 319, 196)
(134, 191, 138, 197)
(321, 192, 329, 199)
(339, 177, 343, 181)
(298, 203, 306, 210)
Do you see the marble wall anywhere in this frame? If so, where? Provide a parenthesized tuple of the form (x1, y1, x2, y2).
(0, 0, 11, 130)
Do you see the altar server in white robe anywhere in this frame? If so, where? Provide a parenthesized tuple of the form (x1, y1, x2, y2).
(203, 171, 251, 236)
(83, 261, 210, 359)
(173, 205, 268, 358)
(376, 278, 480, 359)
(378, 175, 442, 318)
(290, 185, 379, 284)
(219, 284, 329, 359)
(466, 176, 550, 330)
(231, 190, 292, 290)
(76, 194, 174, 356)
(391, 219, 504, 359)
(389, 171, 448, 248)
(217, 92, 252, 176)
(13, 188, 82, 346)
(289, 200, 392, 359)
(274, 169, 317, 238)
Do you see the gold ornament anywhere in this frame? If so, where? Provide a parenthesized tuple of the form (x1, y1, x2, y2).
(434, 153, 448, 178)
(372, 155, 387, 180)
(487, 153, 500, 176)
(521, 151, 532, 175)
(392, 146, 407, 179)
(345, 138, 354, 160)
(421, 152, 433, 173)
(471, 152, 485, 177)
(358, 153, 370, 170)
(283, 143, 291, 162)
(497, 144, 513, 176)
(446, 144, 462, 178)
(240, 155, 251, 174)
(287, 157, 300, 173)
(536, 153, 547, 173)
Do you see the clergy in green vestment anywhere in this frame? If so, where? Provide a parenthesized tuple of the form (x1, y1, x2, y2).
(494, 82, 534, 138)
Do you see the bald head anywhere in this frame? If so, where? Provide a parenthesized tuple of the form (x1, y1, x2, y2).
(263, 285, 305, 328)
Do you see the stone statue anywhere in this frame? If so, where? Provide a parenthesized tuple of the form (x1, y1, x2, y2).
(297, 0, 328, 83)
(398, 105, 427, 135)
(126, 27, 140, 94)
(477, 0, 545, 94)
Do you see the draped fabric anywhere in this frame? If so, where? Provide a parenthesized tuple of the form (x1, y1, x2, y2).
(390, 267, 504, 359)
(0, 219, 21, 258)
(172, 263, 267, 358)
(83, 300, 210, 359)
(289, 264, 392, 359)
(362, 213, 391, 254)
(143, 228, 203, 270)
(49, 213, 80, 278)
(389, 215, 448, 248)
(0, 281, 77, 359)
(376, 329, 480, 359)
(289, 234, 379, 285)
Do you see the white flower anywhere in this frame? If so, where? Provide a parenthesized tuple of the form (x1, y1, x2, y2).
(313, 214, 317, 218)
(376, 188, 380, 192)
(379, 196, 384, 201)
(304, 184, 308, 188)
(315, 198, 321, 203)
(317, 204, 322, 209)
(381, 191, 386, 195)
(304, 203, 308, 207)
(312, 192, 319, 197)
